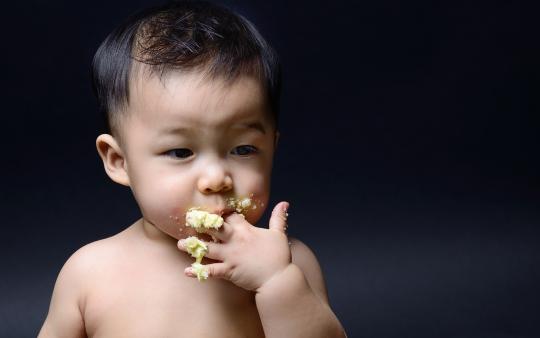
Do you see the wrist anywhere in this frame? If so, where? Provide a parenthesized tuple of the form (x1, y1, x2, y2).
(256, 263, 308, 299)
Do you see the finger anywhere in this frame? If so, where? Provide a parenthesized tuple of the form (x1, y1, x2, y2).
(224, 212, 248, 225)
(204, 222, 234, 242)
(268, 201, 289, 233)
(177, 239, 225, 261)
(201, 241, 225, 261)
(185, 262, 231, 280)
(210, 212, 249, 240)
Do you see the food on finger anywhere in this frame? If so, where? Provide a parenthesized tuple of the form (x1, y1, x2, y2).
(183, 197, 254, 283)
(184, 236, 208, 263)
(185, 209, 224, 232)
(183, 236, 211, 281)
(190, 262, 209, 281)
(183, 209, 223, 282)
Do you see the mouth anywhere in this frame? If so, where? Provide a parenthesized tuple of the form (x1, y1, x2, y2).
(188, 206, 235, 217)
(213, 207, 236, 217)
(189, 195, 255, 217)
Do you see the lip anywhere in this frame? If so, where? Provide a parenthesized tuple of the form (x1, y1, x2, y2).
(194, 206, 235, 216)
(214, 207, 236, 217)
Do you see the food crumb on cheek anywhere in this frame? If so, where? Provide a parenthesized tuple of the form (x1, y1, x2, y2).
(225, 195, 263, 214)
(169, 214, 182, 225)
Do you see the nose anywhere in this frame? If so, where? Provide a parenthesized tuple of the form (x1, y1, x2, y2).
(197, 159, 233, 194)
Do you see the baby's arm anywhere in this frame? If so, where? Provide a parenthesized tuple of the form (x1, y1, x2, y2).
(255, 238, 347, 338)
(38, 250, 87, 338)
(178, 202, 346, 337)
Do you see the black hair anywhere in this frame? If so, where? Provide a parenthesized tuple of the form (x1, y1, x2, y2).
(91, 0, 281, 136)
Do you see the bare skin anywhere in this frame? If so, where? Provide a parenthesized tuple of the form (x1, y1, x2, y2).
(38, 70, 346, 338)
(80, 220, 265, 338)
(38, 217, 336, 338)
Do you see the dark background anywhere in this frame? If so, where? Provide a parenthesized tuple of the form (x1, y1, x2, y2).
(1, 0, 539, 337)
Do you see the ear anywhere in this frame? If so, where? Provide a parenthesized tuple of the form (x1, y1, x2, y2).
(274, 131, 280, 150)
(95, 134, 130, 186)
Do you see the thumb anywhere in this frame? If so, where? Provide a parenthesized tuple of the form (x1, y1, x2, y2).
(268, 201, 289, 233)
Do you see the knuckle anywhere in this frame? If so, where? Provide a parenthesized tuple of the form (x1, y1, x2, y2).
(223, 261, 233, 272)
(234, 227, 252, 241)
(224, 263, 234, 279)
(230, 245, 243, 257)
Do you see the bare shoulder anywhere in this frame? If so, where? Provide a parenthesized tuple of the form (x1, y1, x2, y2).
(59, 233, 125, 281)
(289, 237, 330, 304)
(38, 244, 88, 338)
(38, 237, 122, 338)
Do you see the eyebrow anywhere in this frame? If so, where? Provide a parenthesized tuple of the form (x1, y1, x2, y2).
(161, 126, 194, 136)
(233, 121, 267, 135)
(160, 121, 266, 136)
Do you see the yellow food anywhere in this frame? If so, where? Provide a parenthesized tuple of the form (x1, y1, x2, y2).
(190, 262, 209, 281)
(182, 236, 210, 281)
(183, 201, 253, 282)
(183, 209, 223, 282)
(184, 236, 208, 263)
(185, 209, 224, 232)
(226, 197, 253, 213)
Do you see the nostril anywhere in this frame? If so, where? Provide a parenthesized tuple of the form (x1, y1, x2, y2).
(198, 172, 233, 193)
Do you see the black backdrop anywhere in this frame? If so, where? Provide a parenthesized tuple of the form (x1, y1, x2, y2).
(1, 0, 539, 337)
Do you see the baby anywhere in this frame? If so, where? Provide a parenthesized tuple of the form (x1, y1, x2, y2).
(38, 1, 346, 337)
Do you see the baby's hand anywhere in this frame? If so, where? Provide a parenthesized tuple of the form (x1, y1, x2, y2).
(177, 201, 291, 292)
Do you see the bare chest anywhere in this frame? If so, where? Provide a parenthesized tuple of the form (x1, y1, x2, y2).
(83, 263, 264, 338)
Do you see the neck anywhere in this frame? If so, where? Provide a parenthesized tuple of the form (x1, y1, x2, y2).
(139, 217, 215, 246)
(140, 218, 178, 246)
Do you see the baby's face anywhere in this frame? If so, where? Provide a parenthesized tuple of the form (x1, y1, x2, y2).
(118, 70, 277, 240)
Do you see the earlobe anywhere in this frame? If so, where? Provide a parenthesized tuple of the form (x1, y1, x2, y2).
(95, 134, 130, 186)
(274, 131, 280, 150)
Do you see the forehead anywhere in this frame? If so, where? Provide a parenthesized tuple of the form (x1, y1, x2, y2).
(125, 67, 272, 133)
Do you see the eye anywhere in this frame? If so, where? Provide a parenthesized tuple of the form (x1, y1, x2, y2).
(231, 145, 258, 156)
(165, 148, 194, 159)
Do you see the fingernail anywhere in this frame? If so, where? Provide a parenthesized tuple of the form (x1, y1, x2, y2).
(178, 239, 185, 248)
(184, 267, 194, 276)
(282, 203, 289, 219)
(282, 202, 289, 213)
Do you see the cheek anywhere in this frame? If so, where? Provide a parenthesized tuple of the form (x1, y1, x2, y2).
(236, 171, 271, 225)
(128, 155, 274, 235)
(130, 169, 195, 238)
